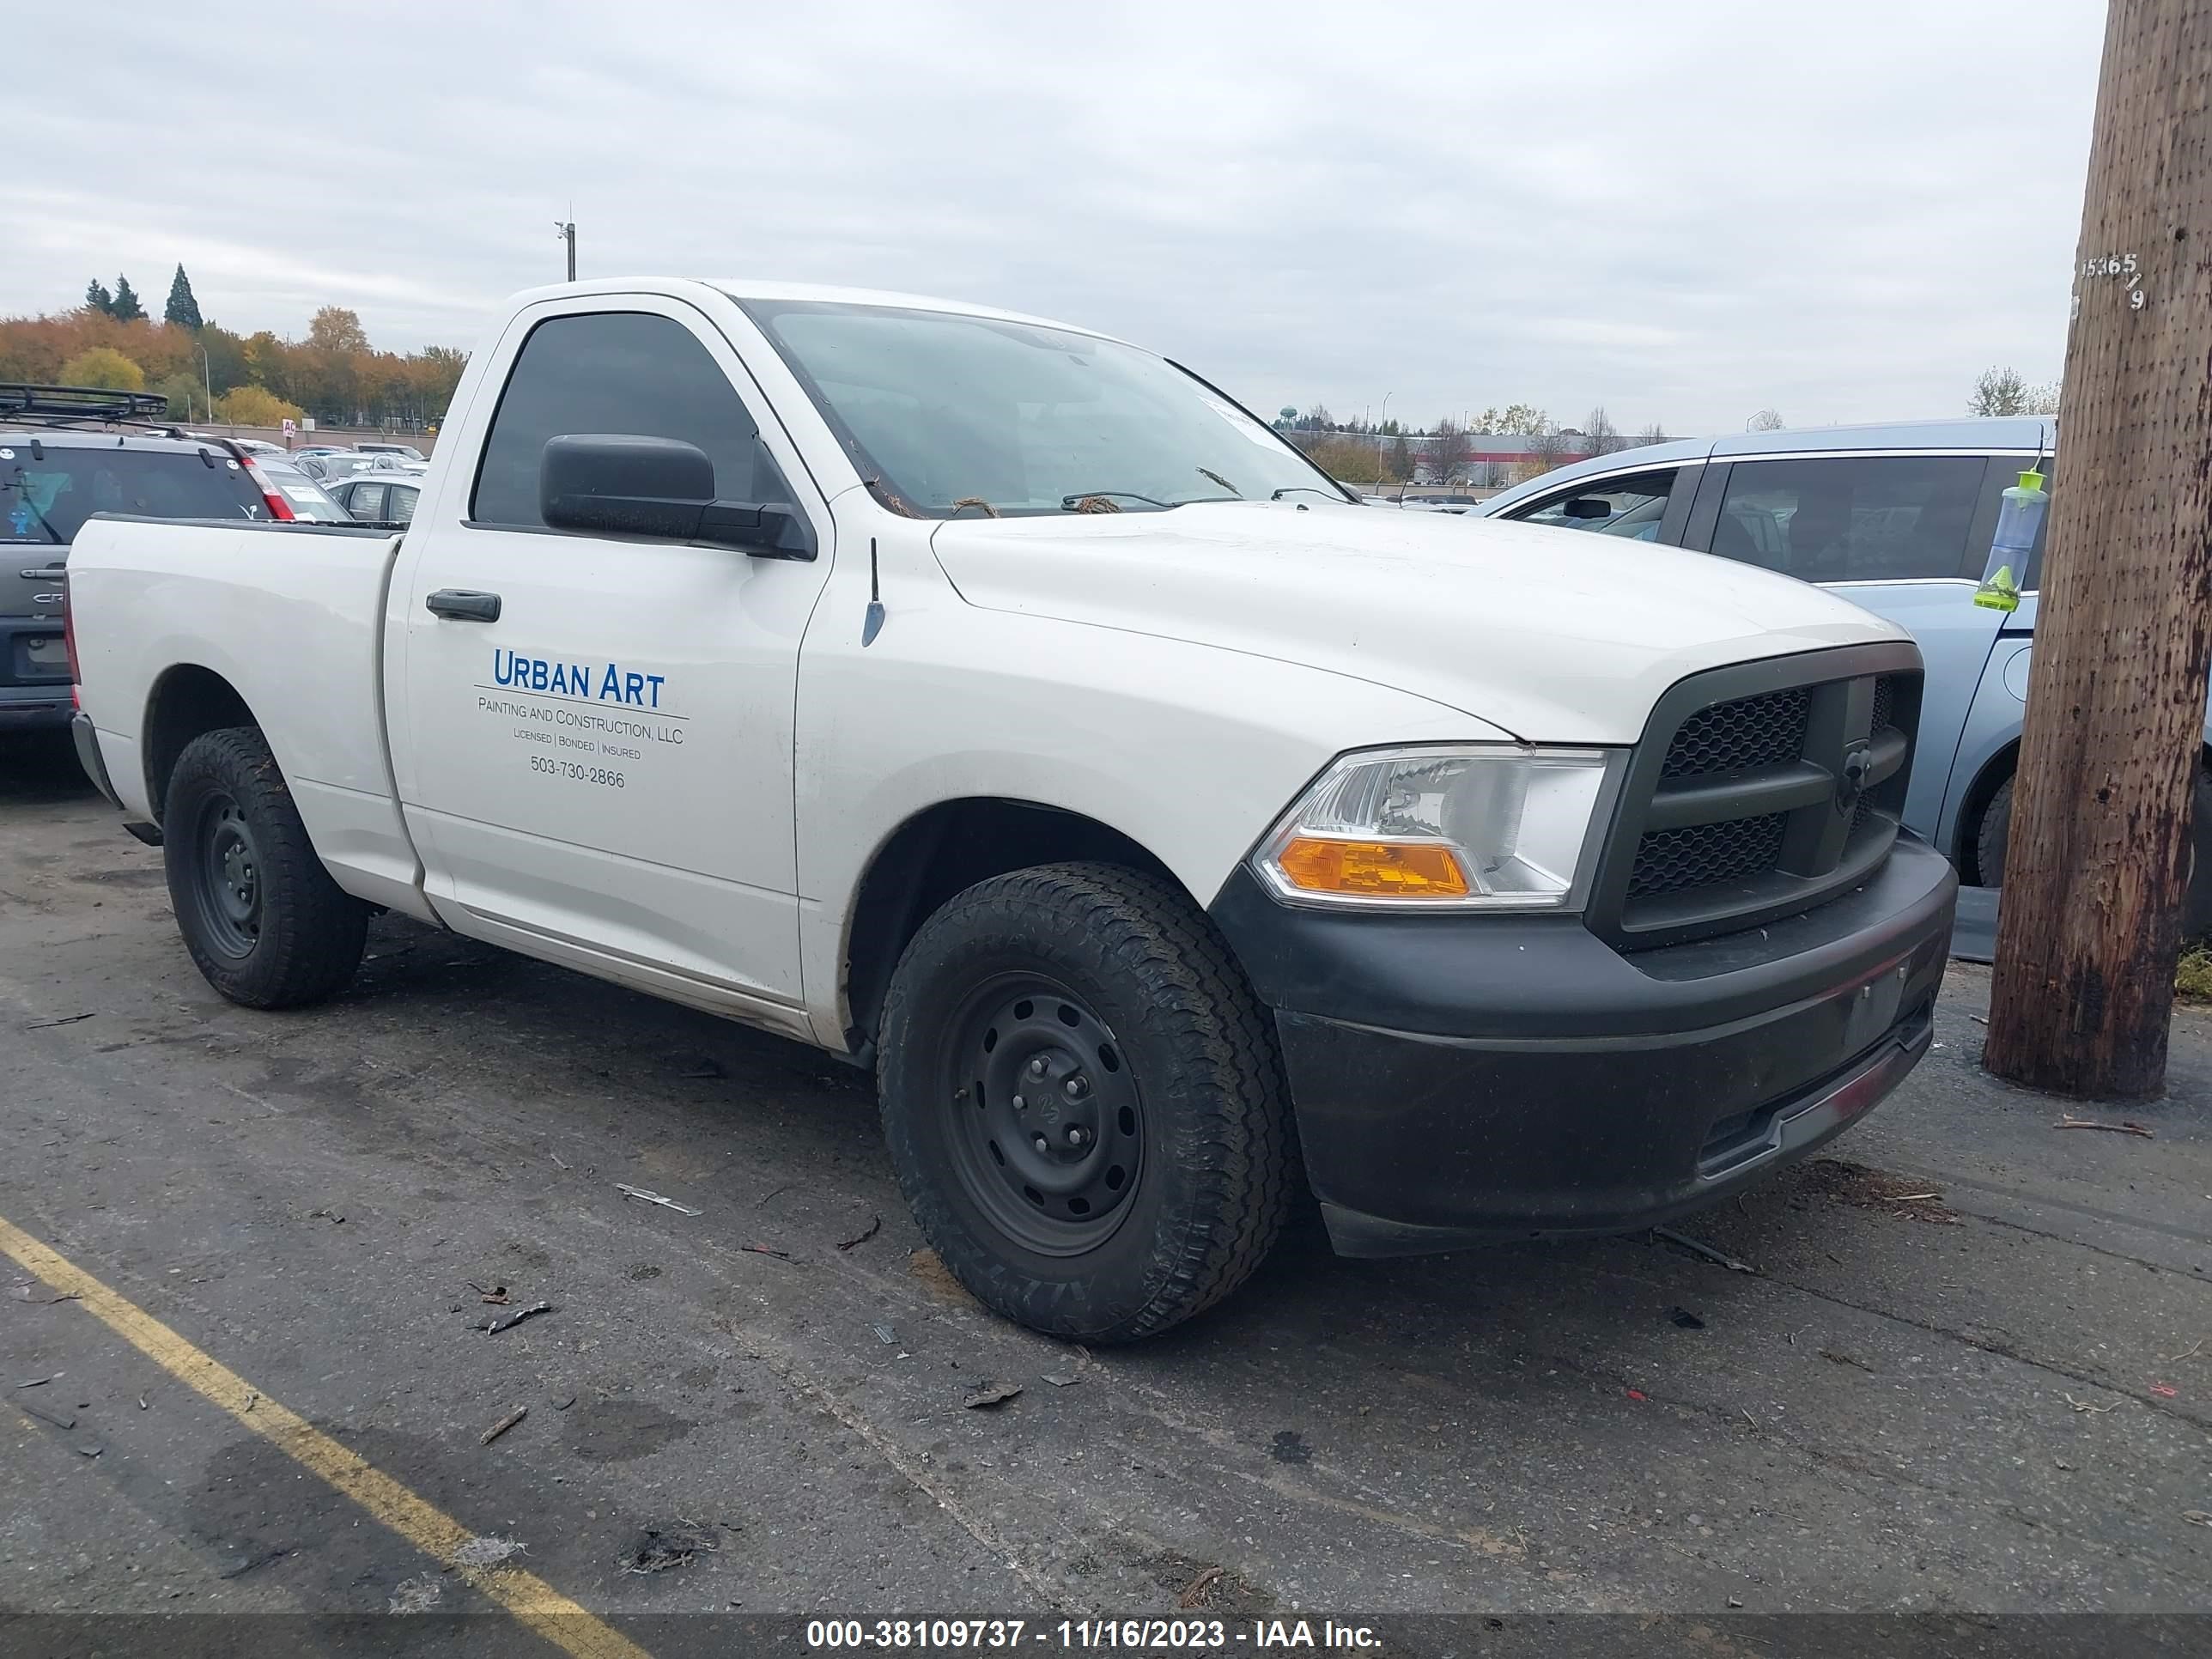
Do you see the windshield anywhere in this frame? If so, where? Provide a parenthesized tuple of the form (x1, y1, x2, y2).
(741, 299, 1348, 517)
(2, 443, 270, 544)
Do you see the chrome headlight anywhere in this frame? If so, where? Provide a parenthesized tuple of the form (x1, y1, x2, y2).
(1255, 746, 1617, 910)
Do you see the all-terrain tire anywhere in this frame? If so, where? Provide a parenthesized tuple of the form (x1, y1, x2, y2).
(163, 726, 368, 1008)
(878, 862, 1293, 1342)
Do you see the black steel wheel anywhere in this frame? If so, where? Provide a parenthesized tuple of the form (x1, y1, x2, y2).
(186, 790, 264, 958)
(164, 726, 368, 1008)
(941, 973, 1144, 1254)
(878, 862, 1293, 1342)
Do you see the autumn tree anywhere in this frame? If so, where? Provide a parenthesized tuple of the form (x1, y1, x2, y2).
(1583, 406, 1621, 456)
(165, 265, 203, 331)
(216, 385, 307, 426)
(110, 276, 145, 323)
(3, 298, 463, 428)
(1521, 425, 1571, 478)
(60, 347, 146, 392)
(1636, 422, 1668, 446)
(307, 307, 371, 354)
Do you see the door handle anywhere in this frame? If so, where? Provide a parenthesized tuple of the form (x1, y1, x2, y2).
(425, 589, 502, 623)
(19, 566, 67, 582)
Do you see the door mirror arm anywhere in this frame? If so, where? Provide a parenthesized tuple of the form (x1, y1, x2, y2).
(696, 501, 814, 560)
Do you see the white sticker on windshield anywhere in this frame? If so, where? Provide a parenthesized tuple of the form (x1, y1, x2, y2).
(1201, 398, 1287, 450)
(0, 448, 13, 459)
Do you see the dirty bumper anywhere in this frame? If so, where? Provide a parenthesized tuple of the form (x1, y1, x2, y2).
(1211, 836, 1959, 1257)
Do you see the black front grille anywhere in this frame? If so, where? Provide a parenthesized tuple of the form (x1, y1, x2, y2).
(1627, 812, 1787, 899)
(1589, 648, 1924, 950)
(1660, 687, 1810, 780)
(1870, 675, 1897, 736)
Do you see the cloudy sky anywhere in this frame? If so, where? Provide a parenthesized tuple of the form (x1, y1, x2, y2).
(14, 2, 2103, 435)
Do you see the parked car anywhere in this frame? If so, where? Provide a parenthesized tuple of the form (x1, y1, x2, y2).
(324, 472, 420, 525)
(3, 384, 319, 735)
(1472, 417, 2212, 927)
(301, 452, 405, 487)
(64, 280, 1953, 1340)
(352, 441, 426, 461)
(248, 458, 354, 523)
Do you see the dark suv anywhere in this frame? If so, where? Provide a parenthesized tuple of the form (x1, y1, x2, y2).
(3, 386, 328, 734)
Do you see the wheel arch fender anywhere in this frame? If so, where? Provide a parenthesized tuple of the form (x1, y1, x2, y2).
(836, 796, 1188, 1055)
(142, 664, 262, 826)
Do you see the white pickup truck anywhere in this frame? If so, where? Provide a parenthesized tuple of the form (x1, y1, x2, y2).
(66, 279, 1956, 1340)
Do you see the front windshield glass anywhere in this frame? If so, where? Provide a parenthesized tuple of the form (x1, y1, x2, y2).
(741, 299, 1348, 517)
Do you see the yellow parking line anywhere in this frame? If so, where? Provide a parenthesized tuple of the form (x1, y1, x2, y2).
(0, 1212, 650, 1659)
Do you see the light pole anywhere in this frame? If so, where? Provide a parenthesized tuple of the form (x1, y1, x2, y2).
(1377, 392, 1395, 493)
(196, 343, 213, 423)
(555, 219, 577, 283)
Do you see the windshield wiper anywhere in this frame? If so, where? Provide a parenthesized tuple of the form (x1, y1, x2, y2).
(1197, 467, 1241, 498)
(1269, 485, 1346, 501)
(1060, 490, 1171, 513)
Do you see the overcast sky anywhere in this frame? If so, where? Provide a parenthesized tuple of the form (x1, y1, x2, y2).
(12, 2, 2103, 435)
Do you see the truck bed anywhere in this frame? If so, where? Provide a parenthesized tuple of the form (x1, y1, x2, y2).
(67, 515, 425, 915)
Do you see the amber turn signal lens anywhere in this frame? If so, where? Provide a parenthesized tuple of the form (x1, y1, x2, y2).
(1273, 836, 1470, 898)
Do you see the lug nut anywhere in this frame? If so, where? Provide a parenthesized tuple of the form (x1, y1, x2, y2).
(1029, 1057, 1048, 1078)
(1012, 1094, 1026, 1112)
(1032, 1133, 1049, 1153)
(1063, 1076, 1088, 1099)
(1066, 1126, 1089, 1148)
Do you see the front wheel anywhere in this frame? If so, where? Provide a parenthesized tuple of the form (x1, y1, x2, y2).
(164, 726, 368, 1008)
(878, 863, 1293, 1342)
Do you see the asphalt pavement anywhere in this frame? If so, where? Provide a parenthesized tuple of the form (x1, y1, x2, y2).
(2, 731, 2208, 1653)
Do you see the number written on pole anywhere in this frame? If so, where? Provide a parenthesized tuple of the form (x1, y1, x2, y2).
(2075, 251, 2148, 314)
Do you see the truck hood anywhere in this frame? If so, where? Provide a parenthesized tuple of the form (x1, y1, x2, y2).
(928, 501, 1907, 744)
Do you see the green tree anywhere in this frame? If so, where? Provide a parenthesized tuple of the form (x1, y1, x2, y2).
(165, 264, 204, 331)
(59, 347, 146, 391)
(84, 277, 114, 315)
(1389, 434, 1413, 480)
(152, 369, 204, 421)
(110, 275, 146, 323)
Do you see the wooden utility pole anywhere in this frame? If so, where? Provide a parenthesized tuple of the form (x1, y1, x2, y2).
(1984, 0, 2212, 1099)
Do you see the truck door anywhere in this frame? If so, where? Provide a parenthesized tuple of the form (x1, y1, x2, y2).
(1684, 452, 2002, 842)
(390, 298, 831, 1017)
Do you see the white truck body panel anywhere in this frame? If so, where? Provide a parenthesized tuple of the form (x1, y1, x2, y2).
(69, 520, 432, 921)
(928, 504, 1905, 745)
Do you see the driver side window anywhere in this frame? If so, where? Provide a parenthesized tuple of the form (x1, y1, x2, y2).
(1514, 470, 1677, 541)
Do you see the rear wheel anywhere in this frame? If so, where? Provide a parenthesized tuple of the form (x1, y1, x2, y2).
(164, 727, 368, 1007)
(878, 862, 1292, 1342)
(1977, 763, 2212, 937)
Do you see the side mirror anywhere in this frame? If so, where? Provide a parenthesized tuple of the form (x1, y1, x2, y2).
(540, 434, 714, 539)
(538, 434, 814, 558)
